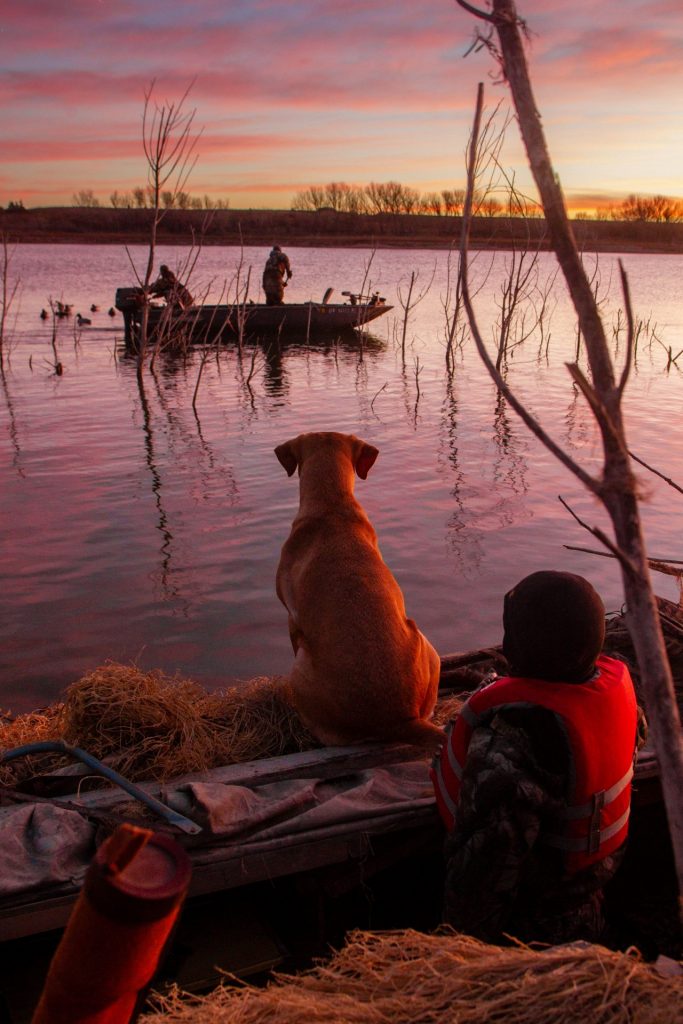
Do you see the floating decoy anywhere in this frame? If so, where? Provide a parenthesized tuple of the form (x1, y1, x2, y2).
(108, 307, 116, 317)
(40, 309, 48, 320)
(90, 304, 99, 313)
(75, 313, 92, 326)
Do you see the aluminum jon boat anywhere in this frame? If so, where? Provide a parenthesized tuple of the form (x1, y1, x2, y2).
(114, 286, 393, 349)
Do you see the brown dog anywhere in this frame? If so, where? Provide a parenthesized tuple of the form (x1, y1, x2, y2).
(275, 431, 443, 748)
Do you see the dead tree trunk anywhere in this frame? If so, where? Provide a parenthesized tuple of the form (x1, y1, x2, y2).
(457, 0, 683, 918)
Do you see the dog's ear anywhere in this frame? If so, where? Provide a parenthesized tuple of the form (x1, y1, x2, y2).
(275, 441, 298, 477)
(355, 442, 379, 480)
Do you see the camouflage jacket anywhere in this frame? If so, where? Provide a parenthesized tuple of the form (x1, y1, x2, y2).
(150, 275, 193, 310)
(442, 697, 647, 945)
(265, 250, 292, 278)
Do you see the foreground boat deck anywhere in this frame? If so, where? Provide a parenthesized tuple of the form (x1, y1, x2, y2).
(0, 630, 680, 1019)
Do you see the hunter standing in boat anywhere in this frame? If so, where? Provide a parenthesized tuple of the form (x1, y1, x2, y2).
(431, 570, 645, 946)
(262, 245, 292, 305)
(149, 265, 194, 310)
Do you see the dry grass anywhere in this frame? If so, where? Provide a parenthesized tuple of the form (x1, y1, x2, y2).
(0, 663, 317, 785)
(0, 662, 459, 787)
(60, 664, 318, 780)
(141, 928, 682, 1023)
(433, 693, 464, 727)
(0, 704, 65, 786)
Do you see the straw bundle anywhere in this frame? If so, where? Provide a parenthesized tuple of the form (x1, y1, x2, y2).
(0, 664, 317, 785)
(59, 664, 317, 781)
(141, 928, 681, 1023)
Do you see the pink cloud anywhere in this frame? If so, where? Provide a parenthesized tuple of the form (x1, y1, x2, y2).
(1, 0, 681, 207)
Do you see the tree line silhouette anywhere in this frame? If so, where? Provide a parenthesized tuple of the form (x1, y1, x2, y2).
(2, 184, 680, 223)
(72, 187, 230, 211)
(292, 181, 683, 222)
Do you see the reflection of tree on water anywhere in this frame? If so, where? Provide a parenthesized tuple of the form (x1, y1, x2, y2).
(233, 336, 290, 401)
(151, 365, 239, 509)
(0, 364, 24, 478)
(564, 381, 593, 451)
(131, 356, 240, 606)
(136, 372, 179, 604)
(354, 351, 369, 404)
(492, 389, 529, 504)
(440, 381, 532, 578)
(439, 373, 485, 577)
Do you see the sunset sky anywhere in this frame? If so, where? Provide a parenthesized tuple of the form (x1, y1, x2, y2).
(1, 0, 682, 212)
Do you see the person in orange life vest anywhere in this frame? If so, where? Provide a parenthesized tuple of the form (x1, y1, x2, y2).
(431, 570, 646, 945)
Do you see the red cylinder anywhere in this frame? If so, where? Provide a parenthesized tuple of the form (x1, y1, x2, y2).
(32, 825, 192, 1024)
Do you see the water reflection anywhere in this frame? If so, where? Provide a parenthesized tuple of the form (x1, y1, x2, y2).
(440, 373, 486, 578)
(260, 339, 287, 397)
(136, 373, 179, 604)
(492, 390, 529, 501)
(128, 355, 241, 607)
(0, 364, 24, 478)
(564, 382, 592, 451)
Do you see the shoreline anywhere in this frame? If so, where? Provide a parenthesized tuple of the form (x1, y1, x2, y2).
(2, 207, 682, 256)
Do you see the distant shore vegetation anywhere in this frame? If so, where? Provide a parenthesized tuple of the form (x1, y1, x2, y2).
(4, 180, 683, 224)
(291, 181, 683, 224)
(1, 183, 682, 254)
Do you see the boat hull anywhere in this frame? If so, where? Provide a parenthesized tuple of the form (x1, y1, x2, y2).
(114, 288, 392, 348)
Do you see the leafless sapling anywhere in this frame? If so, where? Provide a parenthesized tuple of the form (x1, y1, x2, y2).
(456, 0, 683, 918)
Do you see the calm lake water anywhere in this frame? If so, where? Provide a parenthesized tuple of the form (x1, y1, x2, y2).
(1, 243, 682, 712)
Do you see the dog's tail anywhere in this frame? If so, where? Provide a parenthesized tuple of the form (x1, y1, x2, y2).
(393, 718, 446, 753)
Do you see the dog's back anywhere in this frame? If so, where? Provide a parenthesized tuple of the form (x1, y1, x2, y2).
(275, 432, 442, 748)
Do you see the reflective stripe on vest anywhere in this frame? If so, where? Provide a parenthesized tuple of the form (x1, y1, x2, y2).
(430, 656, 638, 872)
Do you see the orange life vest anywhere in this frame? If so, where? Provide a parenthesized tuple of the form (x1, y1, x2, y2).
(431, 655, 638, 872)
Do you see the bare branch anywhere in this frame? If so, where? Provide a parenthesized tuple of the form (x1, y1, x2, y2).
(558, 496, 639, 578)
(617, 260, 635, 397)
(455, 0, 496, 22)
(564, 544, 683, 576)
(629, 449, 683, 496)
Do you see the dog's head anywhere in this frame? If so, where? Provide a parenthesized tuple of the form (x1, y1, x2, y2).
(275, 431, 379, 480)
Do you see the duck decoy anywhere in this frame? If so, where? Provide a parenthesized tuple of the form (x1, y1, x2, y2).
(75, 313, 92, 326)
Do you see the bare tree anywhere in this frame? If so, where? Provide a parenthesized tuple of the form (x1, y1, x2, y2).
(395, 265, 436, 365)
(421, 192, 444, 216)
(130, 81, 200, 377)
(365, 181, 420, 214)
(612, 194, 683, 223)
(72, 189, 100, 208)
(0, 234, 21, 367)
(441, 188, 466, 215)
(456, 0, 683, 917)
(110, 190, 134, 209)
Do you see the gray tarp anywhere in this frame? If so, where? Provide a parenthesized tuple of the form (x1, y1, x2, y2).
(0, 803, 95, 897)
(0, 760, 433, 898)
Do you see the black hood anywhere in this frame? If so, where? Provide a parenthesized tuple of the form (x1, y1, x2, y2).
(502, 570, 605, 682)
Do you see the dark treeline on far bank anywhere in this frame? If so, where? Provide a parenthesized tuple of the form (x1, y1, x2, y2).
(1, 206, 682, 254)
